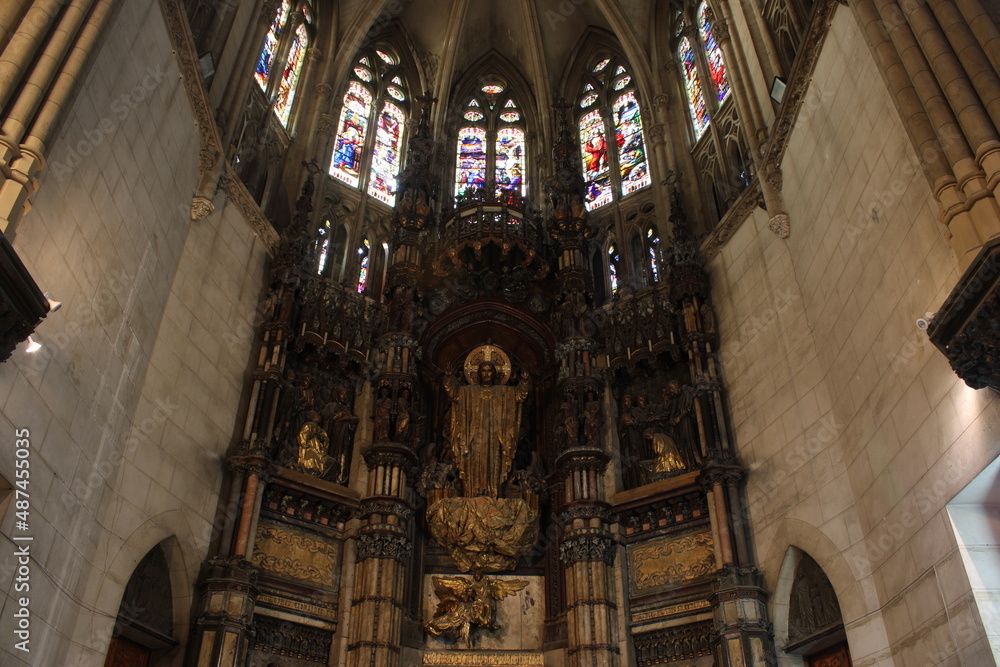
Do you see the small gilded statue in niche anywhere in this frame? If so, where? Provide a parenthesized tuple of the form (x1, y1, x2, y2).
(425, 574, 528, 647)
(296, 410, 330, 474)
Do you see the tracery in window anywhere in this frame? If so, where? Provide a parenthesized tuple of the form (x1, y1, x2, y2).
(329, 47, 410, 204)
(453, 88, 528, 204)
(576, 56, 650, 210)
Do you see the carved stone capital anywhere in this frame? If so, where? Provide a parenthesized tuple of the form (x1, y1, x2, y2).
(306, 46, 321, 64)
(711, 17, 731, 43)
(768, 213, 790, 239)
(356, 530, 412, 563)
(259, 0, 281, 24)
(559, 529, 616, 565)
(191, 196, 215, 220)
(316, 83, 333, 98)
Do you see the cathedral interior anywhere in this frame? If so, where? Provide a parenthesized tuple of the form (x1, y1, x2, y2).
(0, 0, 999, 665)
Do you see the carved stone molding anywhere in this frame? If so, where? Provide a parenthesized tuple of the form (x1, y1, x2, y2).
(220, 164, 280, 253)
(157, 0, 280, 255)
(702, 0, 841, 260)
(633, 620, 714, 665)
(928, 237, 1000, 391)
(700, 181, 763, 260)
(252, 613, 333, 663)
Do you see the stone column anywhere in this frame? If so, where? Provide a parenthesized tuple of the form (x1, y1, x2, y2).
(0, 0, 115, 236)
(190, 456, 270, 667)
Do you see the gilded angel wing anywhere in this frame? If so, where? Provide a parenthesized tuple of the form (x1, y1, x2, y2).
(487, 578, 529, 600)
(433, 575, 472, 602)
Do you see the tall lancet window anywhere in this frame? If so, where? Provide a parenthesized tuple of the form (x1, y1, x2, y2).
(357, 237, 371, 293)
(454, 83, 528, 204)
(699, 3, 730, 101)
(676, 6, 731, 140)
(577, 57, 650, 211)
(330, 47, 410, 205)
(253, 1, 312, 128)
(608, 242, 621, 295)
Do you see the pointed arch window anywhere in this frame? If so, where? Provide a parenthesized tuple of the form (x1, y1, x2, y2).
(357, 237, 371, 293)
(577, 57, 650, 211)
(646, 225, 662, 283)
(253, 1, 312, 129)
(675, 5, 732, 139)
(454, 83, 528, 205)
(608, 243, 621, 295)
(699, 3, 730, 101)
(330, 47, 410, 206)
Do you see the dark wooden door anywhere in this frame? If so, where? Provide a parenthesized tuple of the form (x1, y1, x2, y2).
(808, 641, 852, 667)
(103, 636, 151, 667)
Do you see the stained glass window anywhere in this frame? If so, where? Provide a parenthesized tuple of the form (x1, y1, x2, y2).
(316, 220, 331, 275)
(354, 66, 372, 81)
(274, 22, 308, 127)
(500, 111, 520, 122)
(367, 102, 406, 205)
(455, 127, 487, 196)
(331, 82, 372, 187)
(579, 109, 612, 210)
(647, 227, 661, 283)
(254, 0, 290, 90)
(495, 128, 525, 200)
(357, 238, 370, 293)
(464, 110, 484, 121)
(376, 50, 395, 64)
(699, 4, 731, 101)
(482, 84, 505, 95)
(680, 37, 710, 139)
(613, 92, 650, 195)
(593, 58, 611, 73)
(608, 244, 620, 295)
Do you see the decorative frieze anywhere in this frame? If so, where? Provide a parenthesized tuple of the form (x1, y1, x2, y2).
(633, 620, 714, 665)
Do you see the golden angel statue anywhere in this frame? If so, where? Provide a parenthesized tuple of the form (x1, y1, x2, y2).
(425, 574, 528, 647)
(443, 352, 530, 498)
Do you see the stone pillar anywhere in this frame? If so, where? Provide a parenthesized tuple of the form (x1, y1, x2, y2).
(190, 455, 270, 667)
(0, 0, 115, 236)
(702, 467, 775, 667)
(557, 448, 619, 667)
(345, 440, 416, 667)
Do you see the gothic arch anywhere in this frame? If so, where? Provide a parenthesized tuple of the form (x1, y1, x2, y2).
(100, 512, 197, 661)
(760, 518, 868, 638)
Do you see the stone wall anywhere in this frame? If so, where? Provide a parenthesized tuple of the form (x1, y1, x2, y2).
(710, 7, 1000, 666)
(0, 1, 268, 664)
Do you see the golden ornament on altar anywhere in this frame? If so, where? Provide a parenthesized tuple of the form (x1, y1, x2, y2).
(425, 574, 528, 647)
(462, 344, 512, 384)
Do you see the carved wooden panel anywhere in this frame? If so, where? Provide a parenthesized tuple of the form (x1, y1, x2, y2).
(628, 532, 715, 595)
(252, 521, 341, 589)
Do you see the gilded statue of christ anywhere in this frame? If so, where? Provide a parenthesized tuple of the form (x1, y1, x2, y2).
(444, 361, 530, 498)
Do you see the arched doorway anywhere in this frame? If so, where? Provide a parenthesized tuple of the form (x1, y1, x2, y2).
(103, 543, 178, 666)
(779, 548, 852, 666)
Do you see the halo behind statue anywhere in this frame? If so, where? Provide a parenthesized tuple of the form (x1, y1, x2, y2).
(463, 345, 512, 384)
